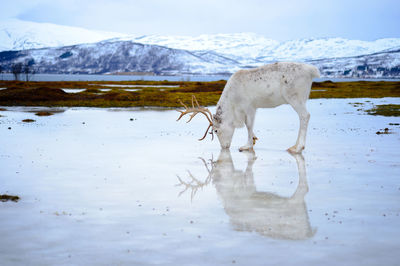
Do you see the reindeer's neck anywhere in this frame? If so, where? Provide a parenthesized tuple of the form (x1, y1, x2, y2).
(215, 83, 235, 125)
(216, 85, 245, 128)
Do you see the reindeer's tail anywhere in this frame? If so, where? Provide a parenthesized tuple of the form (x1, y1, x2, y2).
(309, 65, 321, 79)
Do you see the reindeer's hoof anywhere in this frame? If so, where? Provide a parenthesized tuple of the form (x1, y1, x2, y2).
(287, 145, 304, 154)
(239, 145, 253, 152)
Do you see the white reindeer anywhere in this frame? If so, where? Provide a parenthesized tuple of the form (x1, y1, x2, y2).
(177, 62, 320, 153)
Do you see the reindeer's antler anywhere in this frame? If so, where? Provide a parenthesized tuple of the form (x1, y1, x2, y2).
(177, 95, 214, 141)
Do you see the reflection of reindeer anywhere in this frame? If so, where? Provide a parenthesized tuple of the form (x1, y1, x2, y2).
(177, 150, 315, 240)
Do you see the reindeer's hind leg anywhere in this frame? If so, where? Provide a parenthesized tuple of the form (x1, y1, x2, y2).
(288, 101, 310, 154)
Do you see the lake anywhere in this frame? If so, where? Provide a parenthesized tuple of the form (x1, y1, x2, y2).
(1, 98, 400, 265)
(1, 73, 399, 82)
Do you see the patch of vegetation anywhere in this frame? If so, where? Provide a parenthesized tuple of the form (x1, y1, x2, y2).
(35, 111, 54, 116)
(0, 80, 224, 107)
(0, 194, 20, 202)
(22, 119, 35, 122)
(349, 102, 365, 107)
(365, 104, 400, 117)
(376, 128, 392, 135)
(82, 88, 102, 93)
(0, 80, 398, 107)
(310, 81, 400, 99)
(0, 87, 71, 102)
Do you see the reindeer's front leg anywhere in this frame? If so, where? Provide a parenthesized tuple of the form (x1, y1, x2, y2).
(239, 109, 257, 152)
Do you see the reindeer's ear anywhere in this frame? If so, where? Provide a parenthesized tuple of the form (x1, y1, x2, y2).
(214, 106, 223, 124)
(216, 106, 222, 116)
(214, 114, 222, 124)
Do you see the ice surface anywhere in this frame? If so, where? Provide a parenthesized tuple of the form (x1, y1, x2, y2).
(0, 98, 399, 265)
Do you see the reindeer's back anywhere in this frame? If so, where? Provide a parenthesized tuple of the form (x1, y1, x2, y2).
(219, 62, 319, 110)
(247, 62, 319, 81)
(233, 63, 318, 106)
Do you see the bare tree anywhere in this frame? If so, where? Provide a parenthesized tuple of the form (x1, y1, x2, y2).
(11, 63, 23, 81)
(23, 62, 36, 82)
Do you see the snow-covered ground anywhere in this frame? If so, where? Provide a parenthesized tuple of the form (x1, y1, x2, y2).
(0, 98, 399, 265)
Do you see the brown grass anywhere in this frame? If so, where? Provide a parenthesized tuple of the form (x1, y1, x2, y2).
(0, 80, 399, 108)
(35, 111, 54, 116)
(22, 119, 36, 122)
(311, 81, 400, 99)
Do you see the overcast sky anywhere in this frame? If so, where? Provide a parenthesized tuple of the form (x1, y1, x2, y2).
(1, 0, 399, 40)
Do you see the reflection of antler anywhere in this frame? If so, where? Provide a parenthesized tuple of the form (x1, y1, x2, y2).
(176, 157, 214, 201)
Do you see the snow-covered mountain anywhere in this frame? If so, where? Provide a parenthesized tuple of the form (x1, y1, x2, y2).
(0, 41, 240, 75)
(104, 34, 400, 77)
(1, 40, 399, 78)
(113, 33, 278, 65)
(1, 19, 400, 78)
(0, 19, 128, 51)
(115, 34, 400, 63)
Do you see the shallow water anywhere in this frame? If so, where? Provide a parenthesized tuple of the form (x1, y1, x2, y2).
(61, 88, 140, 93)
(0, 98, 399, 265)
(61, 88, 86, 93)
(89, 84, 180, 88)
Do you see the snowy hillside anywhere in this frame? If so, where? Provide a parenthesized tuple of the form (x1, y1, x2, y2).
(0, 19, 128, 51)
(257, 38, 400, 61)
(115, 34, 400, 63)
(309, 47, 400, 78)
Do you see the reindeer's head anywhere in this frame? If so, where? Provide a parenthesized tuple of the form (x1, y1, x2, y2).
(176, 95, 234, 149)
(212, 105, 234, 149)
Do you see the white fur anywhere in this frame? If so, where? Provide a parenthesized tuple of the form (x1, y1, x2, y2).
(212, 62, 320, 153)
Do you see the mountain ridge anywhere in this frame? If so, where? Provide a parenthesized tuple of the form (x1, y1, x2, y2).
(1, 19, 399, 78)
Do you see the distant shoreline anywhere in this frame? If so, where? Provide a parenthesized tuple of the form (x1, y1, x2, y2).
(0, 73, 399, 83)
(105, 71, 156, 76)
